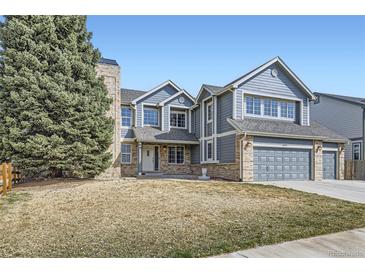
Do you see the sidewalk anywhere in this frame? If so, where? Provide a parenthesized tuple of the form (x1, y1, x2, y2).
(215, 228, 365, 258)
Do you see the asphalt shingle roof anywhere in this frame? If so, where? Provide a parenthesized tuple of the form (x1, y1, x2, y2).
(315, 92, 365, 107)
(202, 84, 225, 95)
(121, 88, 146, 104)
(228, 117, 347, 143)
(98, 57, 118, 66)
(133, 127, 199, 143)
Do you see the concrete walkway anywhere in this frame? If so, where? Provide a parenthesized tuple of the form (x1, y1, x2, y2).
(216, 228, 365, 258)
(256, 180, 365, 203)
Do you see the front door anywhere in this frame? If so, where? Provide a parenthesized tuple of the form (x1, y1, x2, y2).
(142, 145, 155, 172)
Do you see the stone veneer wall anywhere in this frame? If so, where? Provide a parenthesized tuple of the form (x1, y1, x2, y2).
(241, 135, 254, 182)
(338, 143, 345, 180)
(313, 140, 323, 181)
(95, 63, 121, 178)
(121, 142, 138, 177)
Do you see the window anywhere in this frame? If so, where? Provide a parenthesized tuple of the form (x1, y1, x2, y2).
(121, 144, 131, 164)
(353, 143, 361, 160)
(168, 146, 184, 164)
(170, 111, 186, 128)
(207, 102, 213, 122)
(271, 100, 278, 117)
(280, 101, 295, 118)
(264, 99, 272, 116)
(143, 107, 159, 126)
(246, 96, 261, 115)
(121, 107, 132, 127)
(207, 140, 213, 160)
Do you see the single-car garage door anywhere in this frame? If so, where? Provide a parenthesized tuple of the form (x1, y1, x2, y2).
(323, 151, 336, 179)
(253, 147, 311, 181)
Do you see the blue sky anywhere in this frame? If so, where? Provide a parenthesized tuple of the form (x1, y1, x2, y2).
(88, 16, 365, 97)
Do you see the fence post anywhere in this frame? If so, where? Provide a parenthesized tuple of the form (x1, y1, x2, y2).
(7, 161, 12, 191)
(2, 162, 7, 195)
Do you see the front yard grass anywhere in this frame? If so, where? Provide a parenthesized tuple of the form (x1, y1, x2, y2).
(1, 179, 365, 257)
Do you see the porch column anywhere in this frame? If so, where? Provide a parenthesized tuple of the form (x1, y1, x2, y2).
(137, 142, 142, 175)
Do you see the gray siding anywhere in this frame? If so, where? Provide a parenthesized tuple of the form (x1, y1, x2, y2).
(206, 123, 213, 136)
(217, 134, 236, 163)
(162, 105, 169, 131)
(323, 142, 338, 149)
(141, 84, 178, 104)
(198, 89, 211, 103)
(311, 96, 363, 139)
(192, 108, 201, 138)
(239, 63, 309, 126)
(235, 89, 243, 119)
(168, 94, 194, 107)
(217, 91, 234, 133)
(121, 128, 135, 139)
(253, 136, 312, 146)
(136, 103, 143, 127)
(191, 144, 200, 164)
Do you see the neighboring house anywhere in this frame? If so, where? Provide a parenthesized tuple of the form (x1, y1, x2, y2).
(311, 92, 365, 160)
(97, 56, 347, 182)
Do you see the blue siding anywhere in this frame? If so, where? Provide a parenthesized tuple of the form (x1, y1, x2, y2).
(162, 105, 169, 131)
(168, 94, 194, 107)
(217, 91, 234, 133)
(191, 144, 200, 164)
(198, 89, 211, 103)
(192, 108, 201, 138)
(217, 134, 236, 163)
(136, 103, 143, 127)
(253, 136, 312, 146)
(239, 63, 309, 126)
(141, 84, 179, 104)
(235, 89, 243, 119)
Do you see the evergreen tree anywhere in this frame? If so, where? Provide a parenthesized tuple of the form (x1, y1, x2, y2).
(0, 16, 113, 178)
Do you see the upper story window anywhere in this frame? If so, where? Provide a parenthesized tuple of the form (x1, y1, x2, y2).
(264, 99, 278, 117)
(353, 143, 361, 160)
(170, 111, 186, 128)
(144, 107, 159, 126)
(207, 101, 213, 122)
(121, 107, 132, 127)
(246, 96, 261, 115)
(245, 95, 295, 121)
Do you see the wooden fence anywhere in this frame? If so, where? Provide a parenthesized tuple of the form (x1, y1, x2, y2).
(0, 162, 22, 195)
(345, 160, 365, 180)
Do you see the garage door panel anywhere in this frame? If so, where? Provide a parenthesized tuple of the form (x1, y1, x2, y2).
(254, 147, 311, 181)
(323, 151, 336, 179)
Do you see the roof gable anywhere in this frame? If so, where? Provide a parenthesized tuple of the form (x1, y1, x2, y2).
(227, 57, 316, 100)
(315, 92, 365, 107)
(131, 80, 182, 104)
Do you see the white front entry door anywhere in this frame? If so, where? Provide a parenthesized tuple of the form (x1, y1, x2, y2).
(142, 145, 155, 172)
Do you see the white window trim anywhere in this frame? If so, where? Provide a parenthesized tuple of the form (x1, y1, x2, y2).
(207, 140, 213, 161)
(353, 142, 361, 160)
(207, 101, 213, 123)
(121, 106, 132, 129)
(121, 144, 132, 164)
(142, 105, 160, 127)
(244, 95, 296, 121)
(170, 110, 187, 129)
(167, 145, 185, 165)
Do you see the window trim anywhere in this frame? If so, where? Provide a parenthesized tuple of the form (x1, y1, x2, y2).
(353, 142, 361, 160)
(207, 140, 213, 161)
(244, 95, 296, 121)
(121, 106, 132, 128)
(143, 106, 160, 127)
(207, 101, 213, 123)
(168, 145, 185, 165)
(121, 144, 132, 164)
(170, 110, 187, 129)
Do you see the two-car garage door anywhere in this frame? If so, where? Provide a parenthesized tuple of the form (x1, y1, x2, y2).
(253, 147, 311, 181)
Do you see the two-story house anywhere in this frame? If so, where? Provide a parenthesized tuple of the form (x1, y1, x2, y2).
(311, 92, 365, 160)
(98, 56, 347, 182)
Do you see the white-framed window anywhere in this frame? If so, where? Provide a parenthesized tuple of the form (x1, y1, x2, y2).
(121, 144, 132, 164)
(143, 107, 159, 126)
(121, 107, 132, 127)
(207, 140, 213, 160)
(168, 146, 184, 164)
(246, 96, 261, 115)
(207, 101, 213, 122)
(245, 95, 295, 120)
(353, 143, 361, 160)
(170, 110, 186, 128)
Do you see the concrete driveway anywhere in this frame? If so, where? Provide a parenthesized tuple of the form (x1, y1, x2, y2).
(256, 180, 365, 203)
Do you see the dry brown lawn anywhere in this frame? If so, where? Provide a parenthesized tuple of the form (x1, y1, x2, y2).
(1, 179, 365, 257)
